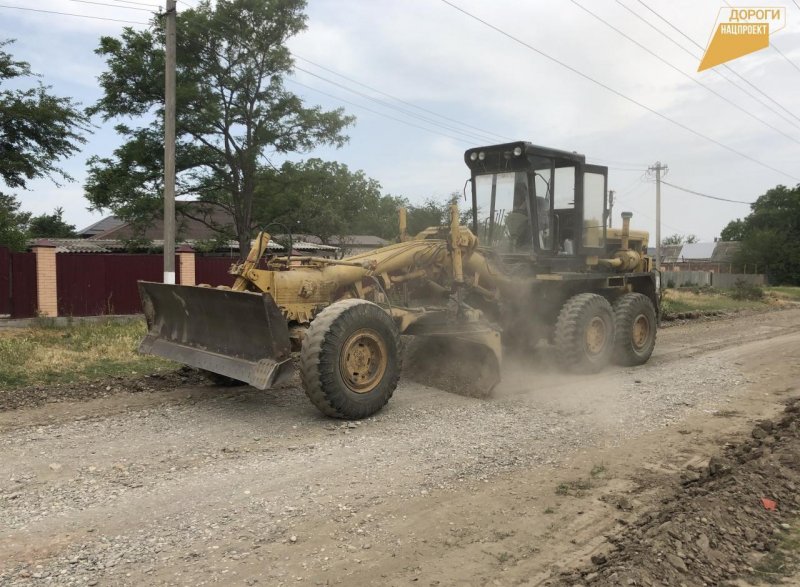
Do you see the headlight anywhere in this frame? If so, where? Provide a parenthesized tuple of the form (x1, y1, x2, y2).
(469, 152, 478, 161)
(513, 146, 523, 156)
(478, 151, 485, 161)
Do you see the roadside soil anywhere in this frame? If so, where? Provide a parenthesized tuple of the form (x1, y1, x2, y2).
(1, 309, 799, 586)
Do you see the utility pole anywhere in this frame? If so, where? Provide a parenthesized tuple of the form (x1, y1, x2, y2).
(607, 189, 614, 228)
(648, 161, 668, 270)
(163, 0, 177, 283)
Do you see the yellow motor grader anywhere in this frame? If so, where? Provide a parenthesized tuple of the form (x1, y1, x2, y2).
(138, 141, 659, 419)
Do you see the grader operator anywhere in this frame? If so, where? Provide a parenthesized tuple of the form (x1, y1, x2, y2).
(138, 141, 660, 419)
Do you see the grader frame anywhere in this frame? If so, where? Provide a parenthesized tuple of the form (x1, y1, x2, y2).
(139, 141, 660, 419)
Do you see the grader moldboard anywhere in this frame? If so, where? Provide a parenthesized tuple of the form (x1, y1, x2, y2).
(138, 142, 660, 419)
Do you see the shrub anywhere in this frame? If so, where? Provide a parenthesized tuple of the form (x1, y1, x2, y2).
(730, 279, 764, 301)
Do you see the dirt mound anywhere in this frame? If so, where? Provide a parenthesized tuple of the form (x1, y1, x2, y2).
(401, 336, 500, 398)
(559, 399, 800, 586)
(0, 367, 207, 412)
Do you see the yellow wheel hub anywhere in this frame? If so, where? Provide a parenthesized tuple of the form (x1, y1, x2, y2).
(585, 317, 608, 356)
(632, 314, 650, 350)
(339, 328, 388, 393)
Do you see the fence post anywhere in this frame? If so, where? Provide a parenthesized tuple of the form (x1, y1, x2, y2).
(177, 244, 196, 286)
(32, 239, 58, 317)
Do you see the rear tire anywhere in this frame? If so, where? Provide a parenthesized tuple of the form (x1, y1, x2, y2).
(299, 299, 400, 419)
(612, 293, 657, 366)
(554, 293, 615, 374)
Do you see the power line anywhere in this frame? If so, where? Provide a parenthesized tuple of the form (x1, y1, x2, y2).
(720, 0, 800, 74)
(294, 54, 654, 167)
(64, 0, 156, 12)
(292, 54, 513, 144)
(0, 3, 148, 24)
(285, 78, 474, 146)
(661, 180, 752, 204)
(440, 0, 800, 181)
(635, 0, 800, 125)
(293, 65, 501, 144)
(570, 0, 800, 146)
(771, 43, 800, 75)
(614, 0, 800, 132)
(107, 0, 161, 6)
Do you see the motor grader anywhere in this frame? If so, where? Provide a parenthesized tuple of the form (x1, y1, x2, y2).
(138, 141, 660, 419)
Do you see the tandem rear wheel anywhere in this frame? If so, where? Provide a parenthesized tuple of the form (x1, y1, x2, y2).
(554, 292, 657, 373)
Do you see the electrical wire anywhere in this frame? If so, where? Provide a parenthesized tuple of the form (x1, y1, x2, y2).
(285, 78, 473, 145)
(720, 0, 800, 74)
(292, 54, 513, 144)
(570, 0, 800, 146)
(107, 0, 161, 6)
(660, 180, 752, 204)
(64, 0, 156, 11)
(439, 0, 800, 182)
(635, 0, 800, 125)
(614, 0, 800, 132)
(293, 65, 501, 144)
(0, 3, 149, 24)
(770, 43, 800, 75)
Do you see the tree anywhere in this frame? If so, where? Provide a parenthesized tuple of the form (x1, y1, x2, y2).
(28, 207, 76, 238)
(86, 0, 353, 257)
(661, 233, 698, 246)
(720, 219, 746, 241)
(252, 159, 401, 243)
(0, 193, 30, 251)
(0, 39, 88, 248)
(722, 184, 800, 284)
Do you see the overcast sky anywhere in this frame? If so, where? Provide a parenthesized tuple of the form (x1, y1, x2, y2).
(2, 0, 799, 241)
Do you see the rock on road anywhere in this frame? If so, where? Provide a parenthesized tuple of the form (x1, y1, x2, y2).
(1, 309, 799, 586)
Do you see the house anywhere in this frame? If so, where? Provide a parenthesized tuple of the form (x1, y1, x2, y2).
(78, 202, 384, 258)
(660, 241, 742, 273)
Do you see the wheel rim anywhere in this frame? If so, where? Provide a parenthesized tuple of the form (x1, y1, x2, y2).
(585, 316, 608, 356)
(339, 328, 388, 393)
(631, 313, 651, 350)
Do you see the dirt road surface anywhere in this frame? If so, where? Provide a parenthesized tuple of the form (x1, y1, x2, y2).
(1, 309, 799, 586)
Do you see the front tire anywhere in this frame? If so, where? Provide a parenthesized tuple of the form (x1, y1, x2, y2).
(612, 293, 657, 366)
(299, 299, 400, 419)
(554, 293, 615, 374)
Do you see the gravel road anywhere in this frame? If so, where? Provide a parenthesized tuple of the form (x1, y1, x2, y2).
(1, 308, 799, 586)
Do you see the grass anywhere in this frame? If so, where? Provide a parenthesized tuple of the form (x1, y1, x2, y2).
(767, 286, 800, 302)
(0, 318, 175, 389)
(555, 479, 592, 497)
(752, 523, 800, 583)
(661, 288, 768, 315)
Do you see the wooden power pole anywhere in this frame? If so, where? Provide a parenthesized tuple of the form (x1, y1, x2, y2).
(163, 0, 177, 283)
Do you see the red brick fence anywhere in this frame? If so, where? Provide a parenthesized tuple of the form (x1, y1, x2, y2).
(1, 242, 236, 318)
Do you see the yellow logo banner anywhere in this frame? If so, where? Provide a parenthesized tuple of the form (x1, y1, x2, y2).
(698, 7, 786, 71)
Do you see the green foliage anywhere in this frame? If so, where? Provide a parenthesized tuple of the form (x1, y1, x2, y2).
(724, 184, 800, 285)
(730, 279, 764, 301)
(254, 158, 402, 243)
(28, 207, 76, 238)
(661, 233, 697, 246)
(0, 39, 89, 190)
(720, 218, 746, 241)
(0, 192, 30, 250)
(85, 0, 353, 255)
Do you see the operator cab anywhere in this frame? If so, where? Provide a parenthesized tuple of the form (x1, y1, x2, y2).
(465, 142, 608, 265)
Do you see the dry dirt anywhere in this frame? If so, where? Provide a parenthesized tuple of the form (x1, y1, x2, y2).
(1, 309, 800, 586)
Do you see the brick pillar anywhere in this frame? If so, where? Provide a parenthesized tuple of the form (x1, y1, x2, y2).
(177, 244, 195, 286)
(32, 239, 58, 317)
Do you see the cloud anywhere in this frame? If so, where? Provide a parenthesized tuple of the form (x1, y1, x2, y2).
(2, 0, 798, 240)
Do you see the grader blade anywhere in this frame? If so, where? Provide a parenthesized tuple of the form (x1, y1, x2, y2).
(138, 282, 293, 389)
